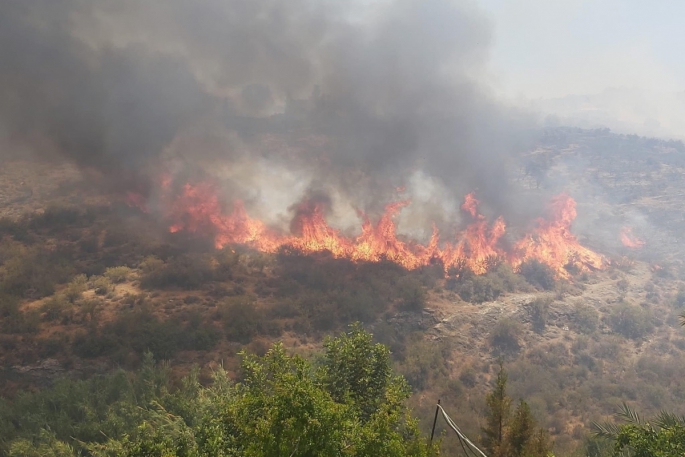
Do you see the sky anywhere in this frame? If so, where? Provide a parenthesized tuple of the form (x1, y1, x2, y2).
(480, 0, 685, 98)
(478, 0, 685, 139)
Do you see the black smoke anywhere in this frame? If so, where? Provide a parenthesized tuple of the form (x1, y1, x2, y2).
(0, 0, 536, 223)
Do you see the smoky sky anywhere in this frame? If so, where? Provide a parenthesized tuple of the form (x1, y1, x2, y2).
(0, 0, 536, 220)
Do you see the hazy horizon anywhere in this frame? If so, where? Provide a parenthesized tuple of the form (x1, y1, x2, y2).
(479, 0, 685, 140)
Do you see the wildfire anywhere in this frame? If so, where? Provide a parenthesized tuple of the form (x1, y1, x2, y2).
(147, 180, 605, 278)
(620, 227, 645, 249)
(511, 193, 604, 277)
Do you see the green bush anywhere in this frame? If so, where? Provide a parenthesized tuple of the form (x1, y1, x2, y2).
(64, 274, 87, 303)
(40, 295, 73, 323)
(104, 266, 132, 283)
(89, 276, 113, 296)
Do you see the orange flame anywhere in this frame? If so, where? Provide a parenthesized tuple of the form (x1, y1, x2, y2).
(155, 181, 604, 278)
(620, 227, 645, 249)
(511, 193, 604, 277)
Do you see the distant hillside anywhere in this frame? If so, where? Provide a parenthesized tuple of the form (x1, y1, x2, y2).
(2, 127, 685, 456)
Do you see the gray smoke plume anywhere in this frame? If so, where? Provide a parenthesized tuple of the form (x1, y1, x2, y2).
(0, 0, 537, 231)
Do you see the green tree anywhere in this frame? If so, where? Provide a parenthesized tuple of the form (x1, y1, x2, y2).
(506, 400, 551, 457)
(8, 430, 75, 457)
(2, 326, 436, 456)
(481, 361, 511, 457)
(593, 403, 685, 457)
(507, 400, 534, 457)
(612, 423, 685, 457)
(321, 323, 401, 421)
(195, 343, 352, 456)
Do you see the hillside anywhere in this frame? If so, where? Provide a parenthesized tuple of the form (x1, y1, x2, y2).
(1, 128, 685, 455)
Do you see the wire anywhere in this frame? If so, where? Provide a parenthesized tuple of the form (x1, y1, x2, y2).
(447, 415, 480, 457)
(456, 433, 472, 457)
(437, 404, 489, 457)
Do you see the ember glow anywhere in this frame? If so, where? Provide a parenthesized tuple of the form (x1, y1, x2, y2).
(149, 181, 605, 277)
(620, 227, 645, 249)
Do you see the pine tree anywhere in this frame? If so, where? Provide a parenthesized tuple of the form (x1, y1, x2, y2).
(526, 428, 552, 457)
(481, 360, 511, 457)
(507, 400, 537, 457)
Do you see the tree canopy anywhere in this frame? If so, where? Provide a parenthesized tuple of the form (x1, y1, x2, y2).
(1, 325, 437, 457)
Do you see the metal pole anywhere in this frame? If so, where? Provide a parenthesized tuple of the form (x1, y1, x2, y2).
(430, 399, 441, 446)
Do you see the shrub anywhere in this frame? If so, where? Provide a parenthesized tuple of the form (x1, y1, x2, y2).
(104, 266, 132, 284)
(607, 303, 653, 339)
(0, 293, 20, 320)
(519, 260, 556, 290)
(492, 263, 530, 292)
(140, 255, 214, 290)
(28, 205, 87, 232)
(4, 309, 41, 334)
(674, 287, 685, 308)
(64, 274, 88, 303)
(490, 318, 523, 353)
(397, 278, 426, 312)
(446, 259, 475, 283)
(459, 274, 505, 303)
(1, 248, 70, 298)
(459, 366, 478, 387)
(616, 279, 629, 293)
(90, 276, 113, 296)
(73, 308, 219, 360)
(397, 337, 449, 391)
(221, 298, 264, 343)
(530, 297, 552, 333)
(572, 302, 599, 334)
(40, 295, 72, 323)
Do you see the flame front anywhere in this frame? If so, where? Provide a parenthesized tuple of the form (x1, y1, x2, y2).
(153, 182, 605, 277)
(510, 193, 604, 278)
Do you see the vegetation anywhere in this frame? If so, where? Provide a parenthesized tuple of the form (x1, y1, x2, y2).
(0, 327, 437, 456)
(2, 160, 685, 457)
(593, 404, 685, 457)
(606, 303, 653, 340)
(518, 260, 556, 291)
(481, 363, 551, 457)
